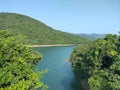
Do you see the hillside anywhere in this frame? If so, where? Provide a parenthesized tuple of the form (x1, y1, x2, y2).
(0, 13, 89, 45)
(77, 33, 106, 40)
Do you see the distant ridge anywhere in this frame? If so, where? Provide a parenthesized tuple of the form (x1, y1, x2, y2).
(0, 13, 89, 45)
(77, 33, 106, 40)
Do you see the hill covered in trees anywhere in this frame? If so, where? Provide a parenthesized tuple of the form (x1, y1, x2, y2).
(0, 13, 89, 45)
(70, 34, 120, 90)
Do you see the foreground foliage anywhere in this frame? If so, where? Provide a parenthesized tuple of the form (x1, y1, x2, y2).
(71, 34, 120, 90)
(0, 30, 47, 90)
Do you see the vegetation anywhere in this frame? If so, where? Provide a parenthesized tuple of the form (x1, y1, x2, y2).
(0, 30, 48, 90)
(71, 34, 120, 90)
(0, 13, 89, 45)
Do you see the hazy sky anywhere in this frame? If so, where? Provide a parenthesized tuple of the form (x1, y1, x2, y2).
(0, 0, 120, 34)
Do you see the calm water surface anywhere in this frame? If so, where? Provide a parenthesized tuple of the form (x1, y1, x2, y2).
(34, 46, 76, 90)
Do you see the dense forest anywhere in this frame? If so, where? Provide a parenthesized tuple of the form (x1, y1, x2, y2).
(0, 30, 48, 90)
(0, 13, 89, 45)
(71, 34, 120, 90)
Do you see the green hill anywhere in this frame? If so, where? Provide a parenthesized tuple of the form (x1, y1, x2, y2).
(0, 13, 89, 45)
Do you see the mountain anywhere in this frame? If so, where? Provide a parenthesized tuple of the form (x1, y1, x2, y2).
(77, 33, 106, 40)
(0, 13, 89, 45)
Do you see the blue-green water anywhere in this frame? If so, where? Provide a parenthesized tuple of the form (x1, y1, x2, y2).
(34, 46, 76, 90)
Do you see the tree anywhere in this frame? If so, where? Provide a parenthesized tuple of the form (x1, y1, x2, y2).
(71, 34, 120, 90)
(0, 30, 48, 90)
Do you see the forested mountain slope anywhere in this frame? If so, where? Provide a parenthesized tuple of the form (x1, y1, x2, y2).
(0, 13, 89, 45)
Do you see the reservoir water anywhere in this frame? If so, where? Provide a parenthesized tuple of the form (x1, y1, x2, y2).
(34, 46, 76, 90)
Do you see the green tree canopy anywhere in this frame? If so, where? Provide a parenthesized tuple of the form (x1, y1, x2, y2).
(71, 34, 120, 90)
(0, 30, 47, 90)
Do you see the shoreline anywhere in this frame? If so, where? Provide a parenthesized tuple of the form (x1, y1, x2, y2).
(27, 44, 74, 47)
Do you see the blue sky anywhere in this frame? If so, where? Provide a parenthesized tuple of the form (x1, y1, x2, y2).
(0, 0, 120, 34)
